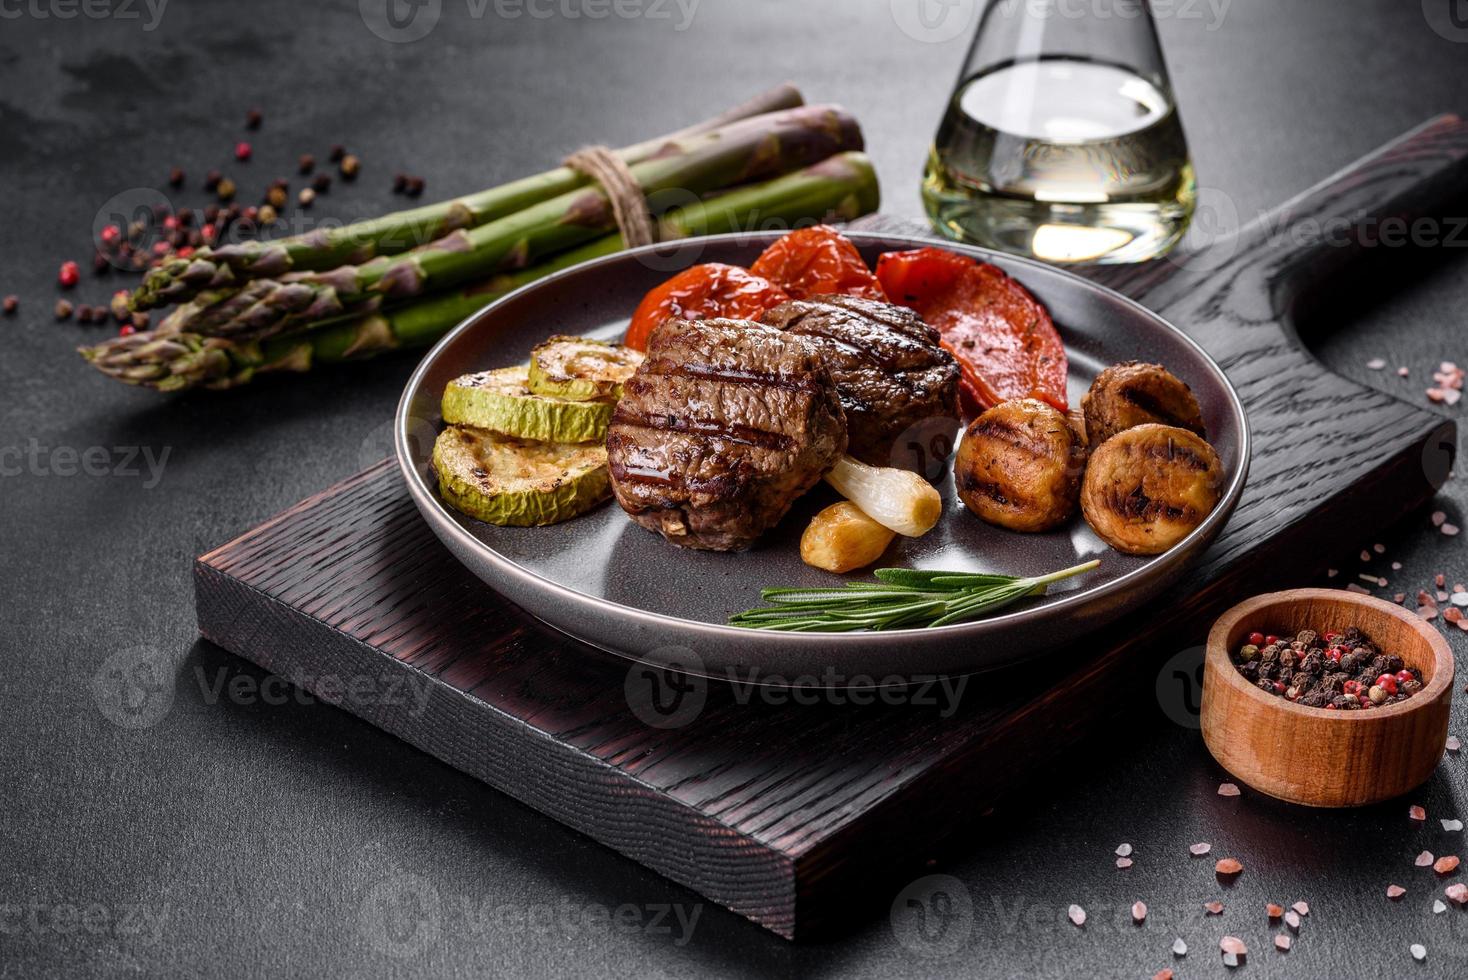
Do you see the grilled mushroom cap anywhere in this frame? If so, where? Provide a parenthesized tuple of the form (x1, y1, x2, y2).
(955, 399, 1087, 533)
(1080, 423, 1224, 555)
(1081, 361, 1206, 447)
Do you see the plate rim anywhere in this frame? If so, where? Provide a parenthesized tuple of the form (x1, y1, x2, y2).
(395, 230, 1251, 653)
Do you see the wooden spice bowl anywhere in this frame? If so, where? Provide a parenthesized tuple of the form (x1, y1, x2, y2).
(1202, 589, 1454, 807)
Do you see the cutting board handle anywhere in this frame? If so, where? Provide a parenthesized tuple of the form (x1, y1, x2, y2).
(1089, 115, 1468, 327)
(1239, 114, 1468, 315)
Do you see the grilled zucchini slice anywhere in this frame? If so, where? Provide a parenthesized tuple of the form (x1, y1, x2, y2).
(432, 426, 610, 527)
(528, 336, 644, 402)
(443, 365, 613, 443)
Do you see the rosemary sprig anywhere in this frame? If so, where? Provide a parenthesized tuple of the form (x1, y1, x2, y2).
(728, 560, 1102, 633)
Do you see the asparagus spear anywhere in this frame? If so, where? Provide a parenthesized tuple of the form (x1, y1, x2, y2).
(81, 152, 880, 391)
(130, 84, 805, 311)
(156, 105, 863, 341)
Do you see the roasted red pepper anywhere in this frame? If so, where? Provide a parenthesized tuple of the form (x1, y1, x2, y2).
(625, 263, 790, 351)
(876, 247, 1068, 414)
(750, 225, 886, 301)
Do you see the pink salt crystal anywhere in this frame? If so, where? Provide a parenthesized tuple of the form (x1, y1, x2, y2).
(1446, 883, 1468, 905)
(1410, 805, 1428, 821)
(1292, 901, 1309, 916)
(1068, 904, 1086, 926)
(1348, 584, 1372, 595)
(1420, 606, 1439, 621)
(1132, 901, 1147, 923)
(1117, 857, 1133, 869)
(1388, 884, 1407, 899)
(1449, 736, 1463, 753)
(1445, 608, 1463, 624)
(1399, 366, 1410, 377)
(1443, 524, 1460, 537)
(1417, 851, 1436, 867)
(1190, 842, 1212, 856)
(1367, 358, 1387, 370)
(1218, 782, 1241, 797)
(1433, 513, 1448, 527)
(1275, 935, 1292, 952)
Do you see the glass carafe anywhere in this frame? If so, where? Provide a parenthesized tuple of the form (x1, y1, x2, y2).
(922, 0, 1196, 264)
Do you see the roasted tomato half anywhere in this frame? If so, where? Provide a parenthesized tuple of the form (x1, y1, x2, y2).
(750, 225, 886, 301)
(625, 263, 791, 351)
(876, 247, 1068, 414)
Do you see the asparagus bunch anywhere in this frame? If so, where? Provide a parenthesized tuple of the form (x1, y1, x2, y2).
(130, 83, 805, 311)
(155, 104, 863, 342)
(82, 152, 880, 391)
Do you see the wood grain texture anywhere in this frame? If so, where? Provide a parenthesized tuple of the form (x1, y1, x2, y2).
(1202, 589, 1454, 807)
(195, 118, 1467, 939)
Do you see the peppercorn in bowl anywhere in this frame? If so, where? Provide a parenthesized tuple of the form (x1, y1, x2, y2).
(1201, 589, 1454, 807)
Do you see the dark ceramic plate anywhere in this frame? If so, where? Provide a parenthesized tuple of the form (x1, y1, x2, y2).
(396, 232, 1249, 681)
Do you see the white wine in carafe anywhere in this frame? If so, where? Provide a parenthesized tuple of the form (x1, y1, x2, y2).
(923, 57, 1195, 264)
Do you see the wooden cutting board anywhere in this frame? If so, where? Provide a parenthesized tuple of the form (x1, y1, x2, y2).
(195, 117, 1465, 940)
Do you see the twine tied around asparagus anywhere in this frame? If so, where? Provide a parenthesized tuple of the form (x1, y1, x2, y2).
(563, 145, 658, 248)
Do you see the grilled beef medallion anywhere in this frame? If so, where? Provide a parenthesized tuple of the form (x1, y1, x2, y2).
(760, 295, 960, 467)
(606, 318, 848, 552)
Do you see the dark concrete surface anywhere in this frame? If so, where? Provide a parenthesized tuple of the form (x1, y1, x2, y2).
(1, 1, 1466, 976)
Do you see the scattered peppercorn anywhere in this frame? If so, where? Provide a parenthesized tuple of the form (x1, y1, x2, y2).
(298, 153, 315, 175)
(1232, 626, 1423, 710)
(312, 173, 331, 193)
(2, 295, 17, 315)
(298, 187, 316, 208)
(110, 291, 130, 322)
(340, 154, 360, 180)
(54, 299, 74, 321)
(329, 143, 346, 162)
(235, 141, 252, 161)
(245, 107, 263, 130)
(216, 177, 237, 201)
(405, 176, 425, 197)
(92, 251, 110, 274)
(131, 312, 150, 330)
(58, 261, 79, 288)
(168, 166, 185, 187)
(266, 185, 288, 208)
(204, 169, 222, 191)
(392, 173, 408, 193)
(258, 204, 278, 226)
(77, 305, 95, 324)
(119, 324, 136, 337)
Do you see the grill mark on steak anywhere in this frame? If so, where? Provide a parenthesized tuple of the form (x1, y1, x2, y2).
(636, 361, 826, 394)
(610, 410, 797, 451)
(607, 317, 847, 551)
(760, 296, 959, 466)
